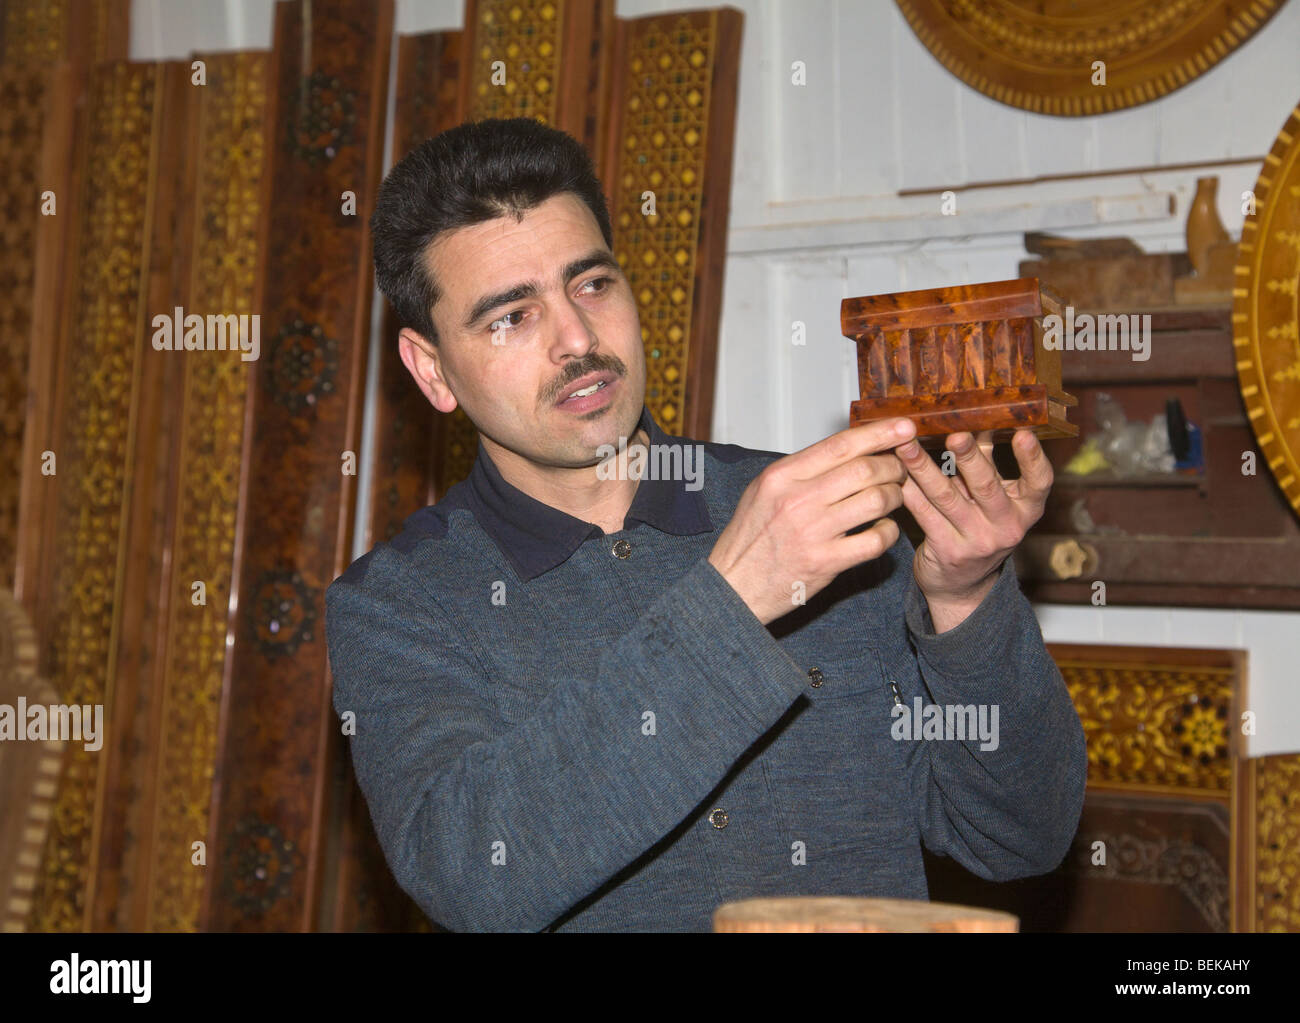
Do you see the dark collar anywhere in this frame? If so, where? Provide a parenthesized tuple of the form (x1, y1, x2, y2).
(462, 404, 714, 581)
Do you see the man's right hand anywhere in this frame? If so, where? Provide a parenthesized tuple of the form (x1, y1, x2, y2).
(707, 417, 916, 626)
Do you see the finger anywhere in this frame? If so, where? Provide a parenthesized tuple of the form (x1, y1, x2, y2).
(826, 481, 903, 536)
(1009, 428, 1054, 504)
(895, 438, 975, 530)
(788, 417, 917, 481)
(900, 475, 961, 545)
(947, 432, 1014, 519)
(976, 429, 994, 460)
(818, 451, 907, 505)
(839, 515, 900, 567)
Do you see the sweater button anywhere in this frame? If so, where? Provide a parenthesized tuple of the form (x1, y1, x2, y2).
(612, 539, 632, 559)
(708, 808, 729, 829)
(807, 666, 824, 688)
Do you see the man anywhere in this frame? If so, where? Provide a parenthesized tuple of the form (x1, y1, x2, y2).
(325, 117, 1087, 932)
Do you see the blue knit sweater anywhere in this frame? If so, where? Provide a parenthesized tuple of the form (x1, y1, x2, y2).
(325, 404, 1088, 931)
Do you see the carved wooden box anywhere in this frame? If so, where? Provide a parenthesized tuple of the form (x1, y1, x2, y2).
(841, 276, 1078, 446)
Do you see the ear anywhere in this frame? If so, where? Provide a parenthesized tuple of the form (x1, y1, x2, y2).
(399, 328, 458, 413)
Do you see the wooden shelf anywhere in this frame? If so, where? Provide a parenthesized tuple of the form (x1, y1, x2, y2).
(1014, 302, 1300, 610)
(1055, 471, 1204, 488)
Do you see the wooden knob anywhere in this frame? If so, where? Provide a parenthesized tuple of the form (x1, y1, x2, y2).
(1049, 538, 1097, 579)
(712, 897, 1018, 933)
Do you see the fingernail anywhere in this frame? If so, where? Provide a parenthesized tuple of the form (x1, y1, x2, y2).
(894, 419, 915, 437)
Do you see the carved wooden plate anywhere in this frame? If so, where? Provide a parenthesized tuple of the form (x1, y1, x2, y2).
(1235, 99, 1300, 520)
(894, 0, 1287, 116)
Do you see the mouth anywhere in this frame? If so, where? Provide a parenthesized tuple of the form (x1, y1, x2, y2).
(555, 371, 618, 409)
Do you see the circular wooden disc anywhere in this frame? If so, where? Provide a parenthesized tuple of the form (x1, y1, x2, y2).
(894, 0, 1286, 117)
(1234, 100, 1300, 521)
(712, 896, 1019, 933)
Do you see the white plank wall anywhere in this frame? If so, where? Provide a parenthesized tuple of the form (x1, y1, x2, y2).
(130, 0, 1300, 756)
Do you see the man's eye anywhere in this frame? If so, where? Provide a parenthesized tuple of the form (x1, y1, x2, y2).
(580, 276, 612, 295)
(489, 310, 525, 333)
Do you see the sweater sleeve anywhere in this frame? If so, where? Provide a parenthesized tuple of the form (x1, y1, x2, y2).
(325, 553, 811, 932)
(887, 533, 1088, 880)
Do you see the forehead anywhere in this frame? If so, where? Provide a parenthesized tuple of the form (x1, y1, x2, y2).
(425, 193, 607, 303)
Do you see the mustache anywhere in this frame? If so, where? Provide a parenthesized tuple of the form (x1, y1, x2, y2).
(548, 355, 625, 403)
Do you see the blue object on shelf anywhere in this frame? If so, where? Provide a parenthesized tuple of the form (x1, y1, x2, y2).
(1175, 422, 1203, 472)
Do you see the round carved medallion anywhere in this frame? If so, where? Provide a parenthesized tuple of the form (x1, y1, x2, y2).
(1235, 100, 1300, 519)
(895, 0, 1286, 116)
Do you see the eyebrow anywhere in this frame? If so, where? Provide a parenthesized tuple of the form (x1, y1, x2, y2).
(462, 249, 622, 330)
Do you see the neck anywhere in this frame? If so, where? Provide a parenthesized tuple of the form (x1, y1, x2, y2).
(484, 427, 650, 535)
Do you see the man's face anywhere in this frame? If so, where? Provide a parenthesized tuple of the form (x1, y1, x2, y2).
(400, 192, 645, 471)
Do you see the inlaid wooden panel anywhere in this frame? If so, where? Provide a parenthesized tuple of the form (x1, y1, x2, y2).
(1050, 644, 1241, 798)
(3, 0, 128, 600)
(1235, 753, 1300, 932)
(0, 0, 128, 65)
(24, 59, 163, 933)
(85, 60, 197, 934)
(928, 644, 1300, 933)
(895, 0, 1286, 117)
(0, 63, 54, 593)
(139, 53, 269, 934)
(601, 6, 742, 443)
(203, 0, 393, 933)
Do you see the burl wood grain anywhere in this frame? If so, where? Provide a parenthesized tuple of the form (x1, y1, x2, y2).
(842, 277, 1077, 445)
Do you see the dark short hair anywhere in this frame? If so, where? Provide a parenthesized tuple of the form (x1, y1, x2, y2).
(370, 117, 614, 345)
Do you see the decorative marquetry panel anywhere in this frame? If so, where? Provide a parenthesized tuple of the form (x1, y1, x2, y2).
(1236, 753, 1300, 932)
(204, 0, 392, 932)
(1, 0, 128, 65)
(0, 64, 50, 592)
(140, 53, 269, 933)
(895, 0, 1286, 116)
(3, 0, 128, 602)
(601, 7, 741, 443)
(929, 644, 1296, 932)
(1, 0, 66, 62)
(25, 60, 162, 933)
(466, 0, 563, 122)
(1051, 647, 1238, 797)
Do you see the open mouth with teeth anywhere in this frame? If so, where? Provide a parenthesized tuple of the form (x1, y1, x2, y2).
(563, 379, 608, 402)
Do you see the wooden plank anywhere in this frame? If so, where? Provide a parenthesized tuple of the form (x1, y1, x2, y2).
(87, 59, 196, 933)
(24, 59, 163, 933)
(140, 51, 269, 934)
(3, 62, 72, 601)
(1019, 535, 1300, 594)
(600, 6, 743, 443)
(203, 0, 394, 933)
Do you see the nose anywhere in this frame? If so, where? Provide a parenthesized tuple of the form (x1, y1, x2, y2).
(548, 292, 599, 363)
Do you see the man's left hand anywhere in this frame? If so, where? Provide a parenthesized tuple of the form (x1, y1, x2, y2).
(895, 428, 1053, 631)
